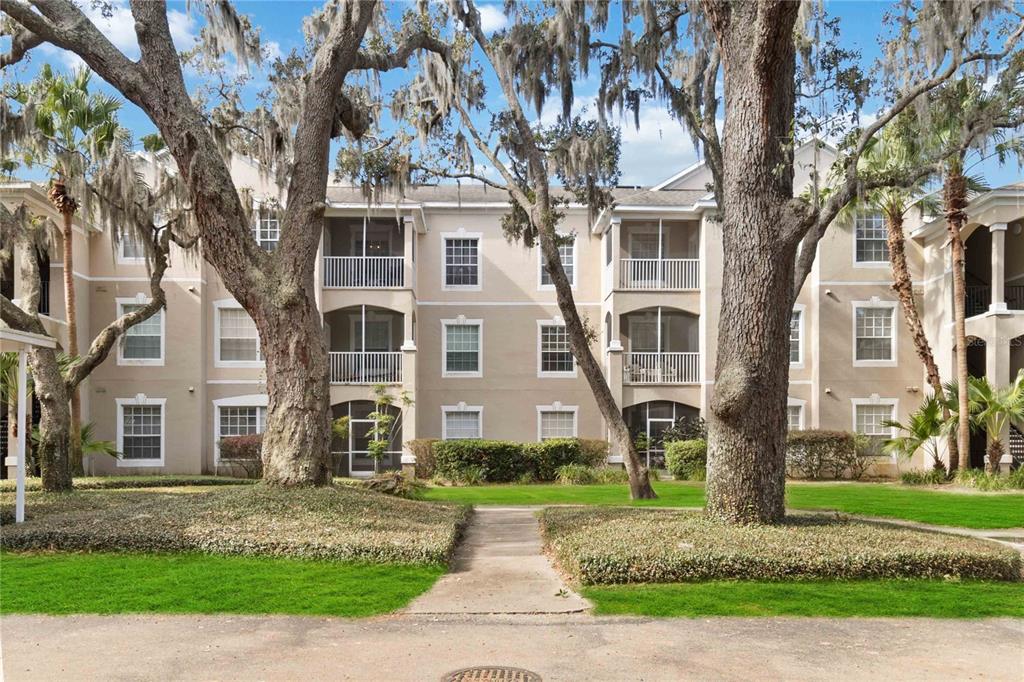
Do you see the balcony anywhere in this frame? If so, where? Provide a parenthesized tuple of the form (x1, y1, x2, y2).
(37, 279, 50, 315)
(323, 256, 404, 288)
(619, 258, 699, 290)
(618, 307, 700, 385)
(965, 285, 1024, 317)
(329, 351, 403, 384)
(623, 352, 700, 384)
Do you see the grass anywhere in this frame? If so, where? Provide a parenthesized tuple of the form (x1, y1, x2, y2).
(0, 551, 443, 617)
(583, 580, 1024, 618)
(420, 480, 1024, 529)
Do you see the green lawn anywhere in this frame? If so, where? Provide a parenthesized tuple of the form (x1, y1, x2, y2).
(583, 580, 1024, 618)
(420, 481, 1024, 529)
(0, 552, 443, 617)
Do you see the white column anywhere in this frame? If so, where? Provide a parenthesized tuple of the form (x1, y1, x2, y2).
(610, 217, 621, 288)
(990, 223, 1008, 313)
(16, 351, 27, 524)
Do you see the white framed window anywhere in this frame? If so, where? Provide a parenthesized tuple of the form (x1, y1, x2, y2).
(442, 318, 482, 377)
(442, 232, 482, 290)
(853, 300, 897, 366)
(854, 212, 888, 265)
(539, 234, 576, 289)
(537, 320, 576, 377)
(537, 404, 578, 441)
(442, 404, 483, 440)
(254, 218, 280, 252)
(852, 397, 898, 455)
(787, 398, 806, 431)
(213, 394, 268, 464)
(117, 232, 147, 264)
(116, 396, 166, 467)
(116, 297, 164, 366)
(789, 305, 804, 367)
(214, 300, 263, 367)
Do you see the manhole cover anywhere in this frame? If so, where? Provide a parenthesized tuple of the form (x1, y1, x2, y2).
(441, 667, 542, 682)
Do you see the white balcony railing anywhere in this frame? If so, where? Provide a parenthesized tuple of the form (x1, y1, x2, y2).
(623, 352, 699, 384)
(619, 258, 699, 290)
(323, 256, 404, 288)
(329, 351, 403, 384)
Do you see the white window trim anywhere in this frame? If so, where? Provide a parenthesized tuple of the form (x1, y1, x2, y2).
(116, 396, 166, 468)
(536, 404, 579, 442)
(441, 404, 483, 440)
(441, 318, 483, 378)
(116, 234, 147, 265)
(852, 298, 898, 367)
(214, 298, 264, 369)
(852, 212, 890, 268)
(787, 397, 806, 430)
(213, 394, 268, 465)
(536, 319, 577, 378)
(116, 296, 165, 367)
(851, 396, 899, 440)
(538, 233, 578, 291)
(790, 303, 805, 369)
(441, 231, 483, 291)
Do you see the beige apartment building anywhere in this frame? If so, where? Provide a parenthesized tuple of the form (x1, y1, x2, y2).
(3, 143, 1023, 477)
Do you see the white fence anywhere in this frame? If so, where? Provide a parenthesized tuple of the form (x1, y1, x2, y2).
(619, 258, 699, 290)
(329, 351, 403, 384)
(323, 256, 404, 288)
(623, 352, 699, 384)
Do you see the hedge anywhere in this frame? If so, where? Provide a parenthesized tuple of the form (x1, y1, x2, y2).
(431, 438, 609, 483)
(406, 439, 439, 479)
(786, 429, 871, 480)
(540, 507, 1022, 585)
(665, 439, 707, 480)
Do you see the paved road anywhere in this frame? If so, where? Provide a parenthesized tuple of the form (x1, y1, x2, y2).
(3, 613, 1022, 681)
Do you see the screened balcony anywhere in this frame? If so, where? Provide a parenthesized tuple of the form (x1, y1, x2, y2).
(323, 216, 405, 288)
(618, 219, 700, 290)
(325, 305, 404, 384)
(620, 307, 700, 384)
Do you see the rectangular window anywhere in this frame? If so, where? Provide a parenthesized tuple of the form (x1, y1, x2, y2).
(789, 310, 802, 364)
(787, 405, 803, 431)
(444, 237, 480, 287)
(855, 403, 895, 454)
(217, 405, 267, 461)
(539, 324, 574, 375)
(541, 236, 575, 287)
(443, 409, 481, 439)
(119, 402, 164, 465)
(255, 218, 280, 252)
(855, 213, 888, 263)
(444, 322, 481, 376)
(855, 307, 894, 362)
(120, 233, 146, 262)
(118, 301, 163, 365)
(219, 306, 262, 363)
(539, 410, 577, 440)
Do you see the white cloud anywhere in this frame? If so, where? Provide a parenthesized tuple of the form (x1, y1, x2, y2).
(263, 40, 284, 63)
(477, 5, 509, 33)
(168, 10, 198, 51)
(617, 105, 701, 186)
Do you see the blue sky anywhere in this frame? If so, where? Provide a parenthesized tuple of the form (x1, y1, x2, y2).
(7, 1, 1022, 188)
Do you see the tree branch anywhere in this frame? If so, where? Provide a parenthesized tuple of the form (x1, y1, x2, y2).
(0, 22, 43, 67)
(352, 30, 450, 71)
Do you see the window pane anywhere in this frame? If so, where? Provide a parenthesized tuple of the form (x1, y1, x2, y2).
(787, 405, 802, 430)
(541, 238, 574, 286)
(121, 304, 162, 359)
(789, 310, 801, 363)
(855, 213, 888, 263)
(220, 406, 259, 438)
(445, 324, 480, 372)
(855, 403, 893, 453)
(220, 308, 261, 361)
(122, 235, 145, 259)
(855, 307, 893, 361)
(122, 405, 162, 460)
(444, 411, 480, 439)
(540, 325, 573, 373)
(255, 218, 280, 252)
(445, 238, 479, 286)
(540, 411, 575, 440)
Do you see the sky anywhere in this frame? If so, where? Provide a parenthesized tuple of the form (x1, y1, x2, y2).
(5, 0, 1022, 189)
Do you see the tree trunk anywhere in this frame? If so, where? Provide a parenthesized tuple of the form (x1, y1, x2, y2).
(702, 2, 801, 524)
(256, 292, 332, 486)
(884, 210, 957, 473)
(944, 172, 971, 472)
(27, 347, 73, 492)
(986, 437, 1003, 475)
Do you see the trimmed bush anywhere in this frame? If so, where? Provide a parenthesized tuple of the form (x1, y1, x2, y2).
(901, 469, 948, 486)
(556, 464, 630, 485)
(665, 439, 707, 480)
(406, 439, 439, 479)
(786, 430, 870, 480)
(540, 507, 1022, 585)
(577, 439, 611, 467)
(220, 434, 262, 460)
(525, 439, 583, 481)
(433, 440, 525, 483)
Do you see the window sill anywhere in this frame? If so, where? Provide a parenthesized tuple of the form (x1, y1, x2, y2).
(116, 459, 164, 468)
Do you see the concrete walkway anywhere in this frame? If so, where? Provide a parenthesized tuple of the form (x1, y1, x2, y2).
(405, 506, 590, 615)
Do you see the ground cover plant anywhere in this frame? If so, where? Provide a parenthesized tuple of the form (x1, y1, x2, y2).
(420, 481, 1024, 529)
(0, 552, 444, 617)
(539, 507, 1021, 584)
(1, 485, 470, 564)
(0, 475, 254, 493)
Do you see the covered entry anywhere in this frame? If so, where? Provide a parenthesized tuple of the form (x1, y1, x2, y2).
(622, 400, 699, 469)
(331, 400, 403, 477)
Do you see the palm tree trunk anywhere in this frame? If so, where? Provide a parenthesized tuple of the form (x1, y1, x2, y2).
(884, 210, 957, 473)
(945, 171, 971, 472)
(986, 437, 1003, 475)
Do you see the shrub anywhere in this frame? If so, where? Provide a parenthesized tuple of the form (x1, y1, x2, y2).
(525, 439, 583, 481)
(432, 440, 525, 483)
(954, 468, 1024, 491)
(540, 507, 1022, 585)
(577, 439, 611, 467)
(660, 416, 708, 443)
(406, 439, 438, 479)
(786, 430, 865, 480)
(665, 439, 707, 480)
(361, 471, 424, 499)
(219, 434, 263, 461)
(0, 476, 254, 493)
(557, 465, 630, 485)
(901, 469, 948, 486)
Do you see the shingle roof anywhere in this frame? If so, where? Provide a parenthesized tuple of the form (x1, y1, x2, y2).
(325, 183, 709, 208)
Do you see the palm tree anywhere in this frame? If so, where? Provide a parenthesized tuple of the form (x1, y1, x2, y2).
(883, 396, 946, 471)
(9, 65, 125, 473)
(968, 372, 1024, 475)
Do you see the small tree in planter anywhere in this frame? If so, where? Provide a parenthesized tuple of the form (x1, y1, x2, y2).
(366, 384, 412, 475)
